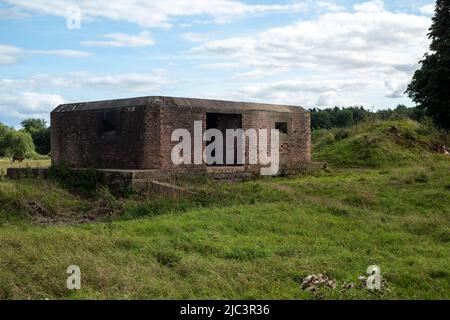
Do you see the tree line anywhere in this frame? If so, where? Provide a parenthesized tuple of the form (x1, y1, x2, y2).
(406, 0, 449, 130)
(309, 105, 426, 130)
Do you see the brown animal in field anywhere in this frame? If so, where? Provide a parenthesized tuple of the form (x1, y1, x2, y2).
(12, 155, 24, 163)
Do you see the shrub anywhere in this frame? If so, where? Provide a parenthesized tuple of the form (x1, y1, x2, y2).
(49, 163, 102, 193)
(0, 126, 36, 158)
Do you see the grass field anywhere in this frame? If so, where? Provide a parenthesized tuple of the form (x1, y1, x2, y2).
(0, 120, 449, 299)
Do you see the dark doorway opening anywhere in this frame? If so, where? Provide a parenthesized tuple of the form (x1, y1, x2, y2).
(206, 113, 243, 166)
(97, 112, 119, 142)
(99, 119, 116, 136)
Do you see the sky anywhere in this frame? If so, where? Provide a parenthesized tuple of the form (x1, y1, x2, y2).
(0, 0, 436, 128)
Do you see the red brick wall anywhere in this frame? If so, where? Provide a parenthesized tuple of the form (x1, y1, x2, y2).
(51, 105, 160, 169)
(290, 111, 312, 165)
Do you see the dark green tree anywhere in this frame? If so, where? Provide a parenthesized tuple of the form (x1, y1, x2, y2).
(20, 118, 51, 154)
(20, 118, 47, 132)
(335, 109, 354, 127)
(310, 109, 332, 129)
(406, 0, 450, 130)
(350, 106, 369, 124)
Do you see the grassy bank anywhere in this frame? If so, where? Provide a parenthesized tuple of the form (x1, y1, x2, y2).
(0, 120, 449, 299)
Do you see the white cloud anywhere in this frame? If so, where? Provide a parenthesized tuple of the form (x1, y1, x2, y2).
(0, 44, 90, 64)
(77, 70, 169, 92)
(3, 0, 308, 28)
(227, 78, 376, 107)
(232, 69, 277, 79)
(193, 0, 431, 103)
(0, 92, 65, 122)
(420, 4, 435, 16)
(315, 1, 345, 12)
(353, 0, 384, 13)
(0, 6, 31, 19)
(0, 45, 24, 64)
(182, 32, 210, 43)
(199, 62, 241, 69)
(195, 5, 430, 72)
(13, 92, 65, 113)
(316, 91, 337, 106)
(0, 69, 171, 93)
(384, 78, 409, 98)
(0, 70, 170, 124)
(30, 49, 91, 57)
(81, 32, 155, 47)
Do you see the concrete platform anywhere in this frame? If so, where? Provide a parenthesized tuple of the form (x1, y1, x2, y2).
(6, 162, 327, 191)
(5, 166, 253, 191)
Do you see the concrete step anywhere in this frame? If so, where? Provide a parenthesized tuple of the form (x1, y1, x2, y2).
(206, 166, 245, 174)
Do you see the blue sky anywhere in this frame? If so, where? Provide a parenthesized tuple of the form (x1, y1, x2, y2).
(0, 0, 436, 127)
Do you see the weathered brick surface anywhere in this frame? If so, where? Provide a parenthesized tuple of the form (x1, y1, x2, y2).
(51, 96, 311, 175)
(51, 105, 159, 169)
(159, 105, 206, 170)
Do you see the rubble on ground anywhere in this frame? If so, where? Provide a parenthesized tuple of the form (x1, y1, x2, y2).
(301, 273, 389, 296)
(301, 274, 337, 292)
